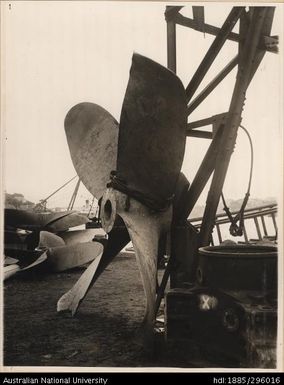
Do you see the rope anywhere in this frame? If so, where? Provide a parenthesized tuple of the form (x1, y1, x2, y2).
(107, 171, 174, 212)
(221, 124, 254, 237)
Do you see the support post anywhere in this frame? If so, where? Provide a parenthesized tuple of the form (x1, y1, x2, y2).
(180, 121, 224, 221)
(199, 8, 268, 246)
(166, 7, 177, 73)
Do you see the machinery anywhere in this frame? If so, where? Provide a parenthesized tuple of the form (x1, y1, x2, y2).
(58, 5, 279, 368)
(162, 6, 279, 368)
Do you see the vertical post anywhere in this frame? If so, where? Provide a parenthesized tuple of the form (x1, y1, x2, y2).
(199, 8, 268, 246)
(271, 212, 277, 233)
(254, 217, 262, 240)
(243, 224, 249, 243)
(260, 215, 268, 236)
(181, 122, 224, 221)
(68, 179, 80, 211)
(216, 223, 223, 244)
(166, 7, 177, 73)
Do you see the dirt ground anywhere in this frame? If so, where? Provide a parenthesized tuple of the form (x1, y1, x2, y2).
(4, 251, 210, 369)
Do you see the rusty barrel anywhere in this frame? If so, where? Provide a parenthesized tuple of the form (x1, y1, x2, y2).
(197, 245, 277, 292)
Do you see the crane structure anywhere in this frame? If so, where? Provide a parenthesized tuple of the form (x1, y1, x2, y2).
(162, 6, 279, 368)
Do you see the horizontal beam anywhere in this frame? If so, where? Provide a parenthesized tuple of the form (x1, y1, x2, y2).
(187, 113, 227, 130)
(164, 6, 183, 21)
(186, 130, 212, 139)
(175, 12, 239, 41)
(174, 12, 278, 53)
(190, 205, 277, 224)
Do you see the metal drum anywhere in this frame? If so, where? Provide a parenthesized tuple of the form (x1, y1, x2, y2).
(197, 245, 277, 292)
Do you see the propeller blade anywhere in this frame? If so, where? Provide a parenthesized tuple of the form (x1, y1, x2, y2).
(101, 188, 172, 335)
(21, 251, 48, 271)
(4, 249, 45, 267)
(4, 256, 19, 266)
(115, 53, 187, 209)
(57, 216, 129, 315)
(64, 102, 119, 199)
(59, 229, 104, 246)
(37, 231, 65, 249)
(45, 212, 89, 233)
(4, 264, 20, 280)
(4, 208, 72, 231)
(57, 250, 102, 315)
(4, 252, 48, 280)
(47, 241, 103, 272)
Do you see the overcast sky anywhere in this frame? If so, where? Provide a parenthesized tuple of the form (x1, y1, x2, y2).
(2, 1, 283, 209)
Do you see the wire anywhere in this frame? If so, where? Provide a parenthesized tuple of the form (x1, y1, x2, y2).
(221, 124, 254, 237)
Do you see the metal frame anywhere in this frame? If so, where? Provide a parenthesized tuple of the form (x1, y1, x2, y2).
(155, 6, 277, 312)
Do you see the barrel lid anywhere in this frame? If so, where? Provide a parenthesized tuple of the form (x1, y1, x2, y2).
(198, 244, 277, 258)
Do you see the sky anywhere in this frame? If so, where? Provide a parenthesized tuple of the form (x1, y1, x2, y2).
(2, 1, 283, 210)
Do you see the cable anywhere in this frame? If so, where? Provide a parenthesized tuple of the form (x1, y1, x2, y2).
(221, 124, 254, 237)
